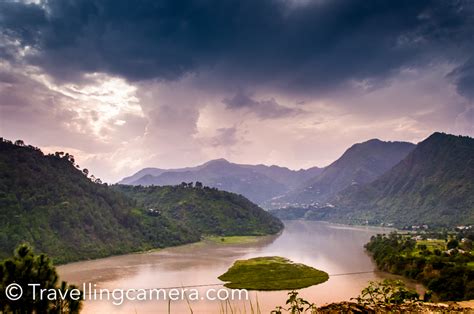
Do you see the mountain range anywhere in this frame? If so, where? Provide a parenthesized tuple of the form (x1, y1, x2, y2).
(122, 132, 474, 228)
(271, 133, 474, 227)
(119, 159, 322, 204)
(1, 130, 472, 265)
(121, 139, 415, 207)
(265, 139, 415, 209)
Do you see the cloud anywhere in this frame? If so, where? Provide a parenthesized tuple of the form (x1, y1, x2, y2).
(0, 0, 472, 95)
(1, 0, 474, 183)
(449, 58, 474, 100)
(210, 127, 238, 147)
(222, 92, 304, 119)
(454, 105, 474, 135)
(0, 61, 146, 152)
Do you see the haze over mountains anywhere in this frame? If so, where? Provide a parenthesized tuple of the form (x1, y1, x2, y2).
(122, 132, 474, 227)
(267, 139, 415, 209)
(121, 139, 416, 207)
(119, 159, 322, 204)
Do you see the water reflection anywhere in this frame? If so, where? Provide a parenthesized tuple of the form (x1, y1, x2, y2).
(58, 220, 423, 313)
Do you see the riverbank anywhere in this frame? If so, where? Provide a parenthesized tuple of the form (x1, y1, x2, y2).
(365, 233, 474, 301)
(57, 220, 415, 313)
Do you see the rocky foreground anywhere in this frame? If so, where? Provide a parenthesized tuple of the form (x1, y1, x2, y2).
(316, 301, 474, 313)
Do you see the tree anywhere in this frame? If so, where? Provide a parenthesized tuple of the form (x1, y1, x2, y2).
(447, 239, 459, 250)
(0, 244, 82, 313)
(14, 140, 25, 146)
(418, 244, 427, 251)
(195, 181, 203, 188)
(82, 168, 89, 177)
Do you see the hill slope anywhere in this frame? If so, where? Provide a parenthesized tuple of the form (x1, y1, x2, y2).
(120, 159, 322, 204)
(316, 133, 474, 227)
(268, 139, 415, 209)
(116, 184, 283, 236)
(0, 139, 283, 263)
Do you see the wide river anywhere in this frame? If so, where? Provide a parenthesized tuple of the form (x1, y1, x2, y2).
(58, 220, 423, 313)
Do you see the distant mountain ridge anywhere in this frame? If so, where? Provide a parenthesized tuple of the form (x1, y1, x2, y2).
(266, 139, 415, 209)
(119, 159, 322, 204)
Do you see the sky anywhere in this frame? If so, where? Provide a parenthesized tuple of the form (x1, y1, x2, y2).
(0, 0, 473, 182)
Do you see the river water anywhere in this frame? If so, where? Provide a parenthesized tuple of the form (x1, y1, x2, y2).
(57, 220, 423, 313)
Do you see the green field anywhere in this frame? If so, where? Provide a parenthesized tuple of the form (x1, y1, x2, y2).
(413, 239, 446, 255)
(218, 256, 329, 290)
(203, 235, 264, 244)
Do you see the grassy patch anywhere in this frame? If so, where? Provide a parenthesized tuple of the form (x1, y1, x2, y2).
(218, 256, 329, 290)
(412, 239, 446, 256)
(417, 239, 446, 250)
(203, 235, 262, 244)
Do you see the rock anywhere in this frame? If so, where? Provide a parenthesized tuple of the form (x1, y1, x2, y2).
(316, 301, 473, 313)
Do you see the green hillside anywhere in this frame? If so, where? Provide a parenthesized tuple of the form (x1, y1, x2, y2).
(116, 184, 283, 236)
(0, 139, 282, 263)
(330, 133, 474, 227)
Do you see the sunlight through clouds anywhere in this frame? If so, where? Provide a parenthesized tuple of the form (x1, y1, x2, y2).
(38, 73, 144, 142)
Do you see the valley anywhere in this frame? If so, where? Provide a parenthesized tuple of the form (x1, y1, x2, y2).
(1, 132, 473, 312)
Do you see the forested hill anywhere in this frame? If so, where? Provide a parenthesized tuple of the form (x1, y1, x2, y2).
(0, 139, 283, 263)
(267, 139, 415, 208)
(115, 185, 282, 236)
(331, 133, 474, 227)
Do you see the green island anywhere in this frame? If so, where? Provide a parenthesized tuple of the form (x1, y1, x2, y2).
(218, 256, 329, 290)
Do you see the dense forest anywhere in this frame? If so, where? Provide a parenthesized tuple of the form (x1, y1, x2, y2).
(365, 232, 474, 301)
(0, 139, 283, 263)
(116, 184, 283, 236)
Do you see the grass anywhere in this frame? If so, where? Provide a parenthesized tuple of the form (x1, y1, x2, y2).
(416, 239, 446, 250)
(413, 239, 446, 256)
(218, 256, 329, 290)
(203, 235, 265, 244)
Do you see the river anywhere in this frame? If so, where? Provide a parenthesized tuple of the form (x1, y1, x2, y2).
(57, 220, 423, 313)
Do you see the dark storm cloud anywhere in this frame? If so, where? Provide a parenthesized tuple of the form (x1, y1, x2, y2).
(223, 92, 304, 119)
(449, 58, 474, 100)
(0, 0, 473, 93)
